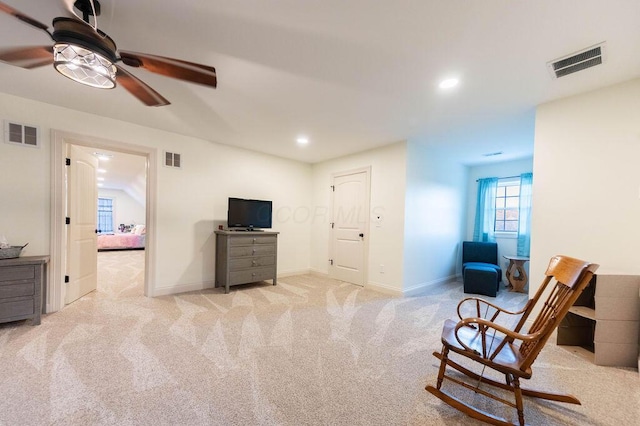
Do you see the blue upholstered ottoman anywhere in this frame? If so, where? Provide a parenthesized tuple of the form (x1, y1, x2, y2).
(463, 265, 499, 297)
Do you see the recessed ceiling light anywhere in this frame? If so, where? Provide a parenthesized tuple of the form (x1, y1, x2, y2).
(296, 136, 309, 145)
(439, 78, 459, 89)
(97, 177, 105, 181)
(97, 183, 104, 187)
(98, 168, 107, 173)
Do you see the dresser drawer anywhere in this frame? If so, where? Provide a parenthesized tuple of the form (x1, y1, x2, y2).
(229, 245, 276, 258)
(0, 299, 34, 320)
(0, 282, 35, 299)
(229, 256, 276, 270)
(229, 236, 277, 246)
(0, 266, 34, 282)
(229, 267, 276, 285)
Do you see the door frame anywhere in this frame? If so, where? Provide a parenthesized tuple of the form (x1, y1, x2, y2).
(49, 129, 158, 313)
(329, 166, 371, 286)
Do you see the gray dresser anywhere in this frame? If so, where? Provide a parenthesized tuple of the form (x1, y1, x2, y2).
(215, 231, 278, 294)
(0, 256, 48, 325)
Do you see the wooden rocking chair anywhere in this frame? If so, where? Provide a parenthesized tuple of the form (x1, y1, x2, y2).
(426, 255, 599, 425)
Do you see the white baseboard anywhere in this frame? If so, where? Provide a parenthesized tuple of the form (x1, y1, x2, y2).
(151, 270, 315, 297)
(366, 281, 403, 296)
(278, 269, 314, 278)
(403, 275, 458, 297)
(152, 280, 215, 297)
(150, 272, 457, 298)
(308, 268, 329, 278)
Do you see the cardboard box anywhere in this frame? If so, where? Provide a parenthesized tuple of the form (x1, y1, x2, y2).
(558, 274, 640, 368)
(594, 274, 640, 298)
(594, 342, 640, 367)
(594, 297, 640, 321)
(594, 320, 640, 344)
(593, 274, 640, 320)
(557, 312, 595, 348)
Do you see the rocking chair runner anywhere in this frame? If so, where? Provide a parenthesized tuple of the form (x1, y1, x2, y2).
(426, 255, 599, 426)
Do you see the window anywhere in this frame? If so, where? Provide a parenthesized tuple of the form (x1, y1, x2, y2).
(97, 197, 114, 233)
(495, 178, 520, 232)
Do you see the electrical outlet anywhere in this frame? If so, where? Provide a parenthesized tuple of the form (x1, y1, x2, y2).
(380, 264, 385, 273)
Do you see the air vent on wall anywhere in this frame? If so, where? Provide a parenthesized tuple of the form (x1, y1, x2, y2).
(547, 42, 606, 79)
(3, 120, 40, 148)
(164, 151, 181, 168)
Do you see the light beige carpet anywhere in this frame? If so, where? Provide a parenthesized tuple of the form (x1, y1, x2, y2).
(0, 250, 638, 425)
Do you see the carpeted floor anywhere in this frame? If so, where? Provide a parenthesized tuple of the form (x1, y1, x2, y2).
(0, 250, 638, 425)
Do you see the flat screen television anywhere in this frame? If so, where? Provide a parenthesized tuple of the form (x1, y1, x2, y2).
(227, 197, 273, 230)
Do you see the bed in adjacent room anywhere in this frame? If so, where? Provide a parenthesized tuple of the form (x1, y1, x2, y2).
(97, 225, 146, 251)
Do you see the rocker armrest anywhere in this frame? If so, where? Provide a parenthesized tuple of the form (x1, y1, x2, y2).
(457, 296, 528, 322)
(454, 317, 544, 358)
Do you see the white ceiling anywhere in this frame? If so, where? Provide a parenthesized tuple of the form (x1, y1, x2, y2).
(77, 146, 146, 200)
(2, 0, 640, 164)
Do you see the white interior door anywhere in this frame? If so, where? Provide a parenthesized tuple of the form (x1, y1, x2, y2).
(65, 145, 98, 304)
(330, 169, 370, 286)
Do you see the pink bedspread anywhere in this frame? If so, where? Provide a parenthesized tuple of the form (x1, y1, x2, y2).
(97, 233, 145, 250)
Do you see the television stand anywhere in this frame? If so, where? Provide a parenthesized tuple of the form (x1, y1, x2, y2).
(215, 230, 278, 293)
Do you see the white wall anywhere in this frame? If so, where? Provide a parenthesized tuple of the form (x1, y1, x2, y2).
(310, 142, 407, 294)
(465, 158, 533, 280)
(98, 188, 146, 229)
(0, 127, 50, 254)
(532, 77, 640, 297)
(0, 92, 312, 297)
(403, 142, 467, 294)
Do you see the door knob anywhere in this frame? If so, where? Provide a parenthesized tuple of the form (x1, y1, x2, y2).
(359, 233, 364, 238)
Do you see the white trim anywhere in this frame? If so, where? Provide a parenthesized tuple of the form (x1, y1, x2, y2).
(154, 270, 316, 297)
(366, 280, 403, 296)
(153, 280, 214, 297)
(308, 268, 329, 278)
(50, 130, 157, 312)
(495, 231, 518, 240)
(277, 269, 313, 278)
(497, 177, 521, 186)
(402, 275, 458, 297)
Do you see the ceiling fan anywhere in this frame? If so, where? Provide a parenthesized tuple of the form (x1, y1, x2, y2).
(0, 0, 217, 106)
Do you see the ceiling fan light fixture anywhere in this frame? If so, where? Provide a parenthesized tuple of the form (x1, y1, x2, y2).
(53, 43, 117, 89)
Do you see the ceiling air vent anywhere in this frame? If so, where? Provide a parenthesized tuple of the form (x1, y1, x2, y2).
(547, 42, 606, 79)
(164, 151, 182, 168)
(3, 120, 40, 148)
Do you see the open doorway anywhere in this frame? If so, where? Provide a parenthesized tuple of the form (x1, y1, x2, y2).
(50, 130, 157, 313)
(87, 147, 147, 299)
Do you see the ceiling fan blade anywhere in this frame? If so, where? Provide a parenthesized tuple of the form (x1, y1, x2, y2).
(0, 1, 52, 36)
(0, 46, 53, 69)
(116, 65, 170, 107)
(119, 51, 217, 89)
